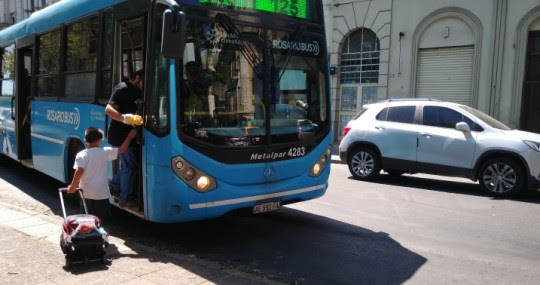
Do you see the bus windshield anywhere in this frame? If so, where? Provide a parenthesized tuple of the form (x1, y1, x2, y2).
(179, 13, 328, 148)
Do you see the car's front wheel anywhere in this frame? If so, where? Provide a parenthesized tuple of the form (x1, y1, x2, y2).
(479, 158, 524, 197)
(347, 147, 381, 180)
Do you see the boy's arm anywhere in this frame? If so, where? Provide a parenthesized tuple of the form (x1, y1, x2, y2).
(67, 168, 84, 193)
(118, 129, 137, 155)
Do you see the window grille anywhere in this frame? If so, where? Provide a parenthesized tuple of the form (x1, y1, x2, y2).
(340, 28, 380, 84)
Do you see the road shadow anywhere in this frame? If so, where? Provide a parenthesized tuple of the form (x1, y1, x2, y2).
(0, 156, 427, 284)
(348, 172, 540, 204)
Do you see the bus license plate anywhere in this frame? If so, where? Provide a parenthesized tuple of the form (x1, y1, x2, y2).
(253, 201, 281, 214)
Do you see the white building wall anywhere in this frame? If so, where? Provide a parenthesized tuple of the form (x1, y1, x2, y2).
(500, 1, 540, 127)
(388, 0, 495, 114)
(328, 0, 392, 141)
(327, 0, 540, 143)
(0, 0, 59, 27)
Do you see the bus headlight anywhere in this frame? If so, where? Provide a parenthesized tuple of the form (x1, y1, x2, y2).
(312, 163, 322, 176)
(309, 145, 332, 177)
(172, 157, 217, 192)
(197, 176, 211, 191)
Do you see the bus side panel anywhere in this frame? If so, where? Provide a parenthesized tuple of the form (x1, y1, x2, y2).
(31, 101, 107, 182)
(144, 130, 208, 223)
(0, 96, 17, 159)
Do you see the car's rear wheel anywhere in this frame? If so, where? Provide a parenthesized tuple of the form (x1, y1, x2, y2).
(348, 147, 381, 180)
(479, 158, 524, 197)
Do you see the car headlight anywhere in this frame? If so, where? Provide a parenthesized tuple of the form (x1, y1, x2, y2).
(523, 140, 540, 152)
(172, 156, 217, 192)
(309, 145, 332, 177)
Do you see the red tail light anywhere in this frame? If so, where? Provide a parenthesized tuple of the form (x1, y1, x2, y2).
(342, 125, 352, 137)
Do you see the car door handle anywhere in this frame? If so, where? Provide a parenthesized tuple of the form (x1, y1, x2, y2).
(375, 126, 385, 131)
(420, 132, 431, 138)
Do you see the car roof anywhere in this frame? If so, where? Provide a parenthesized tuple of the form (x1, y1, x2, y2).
(363, 99, 465, 109)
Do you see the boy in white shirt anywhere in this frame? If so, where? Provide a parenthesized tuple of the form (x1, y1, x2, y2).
(67, 127, 136, 221)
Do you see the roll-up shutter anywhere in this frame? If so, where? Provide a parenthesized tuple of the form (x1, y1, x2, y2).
(416, 46, 474, 105)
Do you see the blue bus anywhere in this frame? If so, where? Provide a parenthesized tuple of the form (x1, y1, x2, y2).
(0, 0, 331, 223)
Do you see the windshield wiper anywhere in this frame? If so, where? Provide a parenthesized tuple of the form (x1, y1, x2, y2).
(274, 24, 306, 81)
(215, 13, 264, 79)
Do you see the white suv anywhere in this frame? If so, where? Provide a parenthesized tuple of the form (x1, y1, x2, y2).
(338, 99, 540, 197)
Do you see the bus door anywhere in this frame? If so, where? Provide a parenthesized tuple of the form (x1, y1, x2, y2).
(15, 44, 33, 163)
(110, 12, 146, 213)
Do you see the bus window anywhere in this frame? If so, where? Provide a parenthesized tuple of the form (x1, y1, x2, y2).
(148, 10, 168, 131)
(1, 44, 15, 97)
(65, 17, 99, 100)
(37, 30, 61, 98)
(99, 11, 113, 101)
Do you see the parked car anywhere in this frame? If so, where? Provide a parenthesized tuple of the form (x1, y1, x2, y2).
(338, 99, 540, 197)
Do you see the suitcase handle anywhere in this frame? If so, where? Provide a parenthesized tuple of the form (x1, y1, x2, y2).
(58, 188, 87, 218)
(59, 187, 82, 193)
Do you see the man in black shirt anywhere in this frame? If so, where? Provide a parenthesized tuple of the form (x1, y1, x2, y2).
(105, 70, 143, 207)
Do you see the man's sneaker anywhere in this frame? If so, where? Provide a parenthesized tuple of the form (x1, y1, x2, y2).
(119, 201, 137, 209)
(109, 184, 120, 196)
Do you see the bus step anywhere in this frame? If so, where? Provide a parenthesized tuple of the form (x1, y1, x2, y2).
(20, 159, 33, 168)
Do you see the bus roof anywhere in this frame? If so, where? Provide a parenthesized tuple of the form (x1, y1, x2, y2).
(0, 0, 129, 45)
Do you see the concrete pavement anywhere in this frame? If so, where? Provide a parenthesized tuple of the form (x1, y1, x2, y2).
(0, 151, 344, 285)
(0, 200, 284, 285)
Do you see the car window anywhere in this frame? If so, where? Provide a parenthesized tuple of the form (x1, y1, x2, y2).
(386, 106, 415, 123)
(423, 106, 482, 131)
(375, 107, 388, 121)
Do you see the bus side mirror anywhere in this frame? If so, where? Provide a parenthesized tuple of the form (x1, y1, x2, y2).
(161, 9, 186, 58)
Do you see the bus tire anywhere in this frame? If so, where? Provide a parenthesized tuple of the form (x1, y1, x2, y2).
(67, 141, 84, 183)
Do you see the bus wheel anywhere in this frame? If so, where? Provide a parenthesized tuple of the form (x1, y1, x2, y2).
(67, 141, 84, 183)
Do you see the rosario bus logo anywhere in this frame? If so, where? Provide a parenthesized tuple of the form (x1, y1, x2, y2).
(46, 107, 80, 130)
(272, 40, 320, 56)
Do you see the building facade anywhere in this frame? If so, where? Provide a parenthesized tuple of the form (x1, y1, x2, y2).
(326, 0, 540, 143)
(0, 0, 59, 28)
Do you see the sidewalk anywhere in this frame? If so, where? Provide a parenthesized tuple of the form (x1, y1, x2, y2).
(0, 201, 283, 285)
(331, 145, 343, 164)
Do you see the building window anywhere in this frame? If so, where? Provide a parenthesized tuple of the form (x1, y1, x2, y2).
(340, 28, 380, 84)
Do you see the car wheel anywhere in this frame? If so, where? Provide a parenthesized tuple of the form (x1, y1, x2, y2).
(347, 147, 381, 180)
(479, 158, 524, 197)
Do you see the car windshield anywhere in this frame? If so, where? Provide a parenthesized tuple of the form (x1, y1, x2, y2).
(458, 105, 511, 130)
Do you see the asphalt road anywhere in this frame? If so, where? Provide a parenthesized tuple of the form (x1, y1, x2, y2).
(1, 156, 539, 284)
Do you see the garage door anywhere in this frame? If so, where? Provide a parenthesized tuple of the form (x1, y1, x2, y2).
(416, 46, 474, 105)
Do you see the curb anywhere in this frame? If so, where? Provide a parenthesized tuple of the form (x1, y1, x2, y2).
(331, 155, 343, 164)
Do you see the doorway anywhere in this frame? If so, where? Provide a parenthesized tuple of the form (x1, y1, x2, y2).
(16, 45, 33, 161)
(338, 85, 378, 139)
(520, 31, 540, 133)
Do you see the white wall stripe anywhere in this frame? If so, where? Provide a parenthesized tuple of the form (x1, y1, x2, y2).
(31, 133, 64, 145)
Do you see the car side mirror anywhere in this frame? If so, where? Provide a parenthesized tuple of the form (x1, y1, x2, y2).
(456, 122, 471, 132)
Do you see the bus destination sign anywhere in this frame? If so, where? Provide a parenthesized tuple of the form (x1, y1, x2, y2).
(199, 0, 308, 19)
